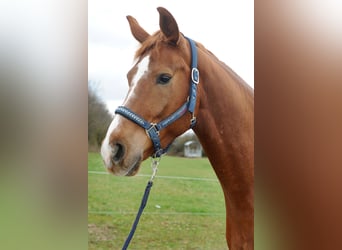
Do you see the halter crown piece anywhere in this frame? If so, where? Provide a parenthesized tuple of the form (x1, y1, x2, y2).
(115, 36, 199, 158)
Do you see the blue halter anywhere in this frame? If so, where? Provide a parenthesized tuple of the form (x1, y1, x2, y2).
(115, 36, 199, 158)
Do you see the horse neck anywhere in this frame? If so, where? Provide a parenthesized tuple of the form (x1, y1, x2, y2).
(193, 47, 254, 190)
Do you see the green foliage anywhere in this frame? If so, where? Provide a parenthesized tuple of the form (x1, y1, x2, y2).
(88, 153, 228, 249)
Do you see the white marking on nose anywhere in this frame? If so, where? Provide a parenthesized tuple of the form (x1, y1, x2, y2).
(123, 55, 150, 105)
(101, 115, 123, 168)
(101, 55, 150, 168)
(132, 55, 150, 86)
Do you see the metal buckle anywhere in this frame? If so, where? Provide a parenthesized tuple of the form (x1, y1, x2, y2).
(146, 123, 159, 137)
(191, 68, 199, 84)
(190, 113, 197, 128)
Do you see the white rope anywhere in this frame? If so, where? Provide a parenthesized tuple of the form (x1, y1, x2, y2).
(88, 171, 218, 182)
(88, 210, 225, 216)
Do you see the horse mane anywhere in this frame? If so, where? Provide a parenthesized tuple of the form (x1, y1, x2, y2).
(196, 42, 254, 95)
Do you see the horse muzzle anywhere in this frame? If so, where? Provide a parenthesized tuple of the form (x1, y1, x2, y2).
(101, 140, 143, 176)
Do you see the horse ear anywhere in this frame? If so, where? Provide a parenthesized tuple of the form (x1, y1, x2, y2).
(126, 15, 150, 43)
(157, 7, 180, 45)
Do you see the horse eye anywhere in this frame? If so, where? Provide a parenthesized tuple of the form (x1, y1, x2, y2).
(156, 74, 172, 85)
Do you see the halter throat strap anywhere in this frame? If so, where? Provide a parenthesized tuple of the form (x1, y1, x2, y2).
(115, 36, 199, 158)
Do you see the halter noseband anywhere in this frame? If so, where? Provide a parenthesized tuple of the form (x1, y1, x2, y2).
(115, 36, 199, 158)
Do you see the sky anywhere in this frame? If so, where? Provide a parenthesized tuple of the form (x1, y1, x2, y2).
(88, 0, 254, 114)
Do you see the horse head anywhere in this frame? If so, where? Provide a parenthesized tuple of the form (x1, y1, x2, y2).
(101, 7, 199, 176)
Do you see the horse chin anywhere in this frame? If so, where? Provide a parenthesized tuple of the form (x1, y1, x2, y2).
(107, 155, 142, 177)
(124, 157, 142, 176)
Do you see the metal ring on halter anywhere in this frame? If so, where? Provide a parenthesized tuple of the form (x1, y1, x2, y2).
(152, 148, 164, 159)
(190, 115, 197, 128)
(191, 68, 200, 84)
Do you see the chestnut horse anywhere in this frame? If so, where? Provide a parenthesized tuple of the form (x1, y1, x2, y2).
(101, 7, 254, 250)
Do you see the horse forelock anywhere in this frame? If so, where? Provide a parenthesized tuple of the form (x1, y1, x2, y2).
(134, 31, 188, 60)
(134, 31, 161, 59)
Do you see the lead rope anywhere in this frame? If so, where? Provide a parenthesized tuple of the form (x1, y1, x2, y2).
(121, 157, 160, 250)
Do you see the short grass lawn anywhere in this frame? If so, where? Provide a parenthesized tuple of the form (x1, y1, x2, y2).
(88, 152, 228, 249)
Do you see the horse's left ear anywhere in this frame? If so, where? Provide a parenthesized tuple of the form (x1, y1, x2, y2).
(127, 15, 150, 43)
(157, 7, 180, 45)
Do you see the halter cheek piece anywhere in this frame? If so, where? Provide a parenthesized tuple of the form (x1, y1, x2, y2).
(115, 36, 199, 158)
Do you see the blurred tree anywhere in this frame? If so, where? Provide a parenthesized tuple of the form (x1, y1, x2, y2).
(88, 81, 112, 151)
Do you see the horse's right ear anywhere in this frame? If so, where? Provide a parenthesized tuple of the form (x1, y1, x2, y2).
(126, 15, 150, 43)
(157, 7, 179, 45)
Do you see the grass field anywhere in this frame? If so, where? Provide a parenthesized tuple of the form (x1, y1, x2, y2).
(88, 152, 228, 249)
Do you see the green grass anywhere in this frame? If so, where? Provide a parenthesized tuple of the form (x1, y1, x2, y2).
(88, 152, 228, 249)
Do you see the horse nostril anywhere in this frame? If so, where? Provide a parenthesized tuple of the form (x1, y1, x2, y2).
(112, 143, 125, 164)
